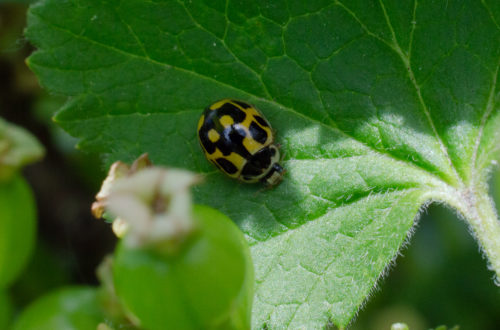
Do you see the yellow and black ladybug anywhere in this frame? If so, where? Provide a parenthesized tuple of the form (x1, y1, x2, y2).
(197, 99, 284, 186)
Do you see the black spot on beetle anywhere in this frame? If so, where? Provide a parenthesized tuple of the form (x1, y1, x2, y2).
(216, 158, 238, 174)
(217, 102, 246, 123)
(241, 161, 264, 177)
(249, 121, 268, 144)
(250, 147, 273, 169)
(226, 125, 247, 141)
(241, 147, 273, 177)
(198, 115, 217, 154)
(218, 126, 251, 158)
(199, 128, 216, 154)
(215, 135, 233, 156)
(233, 100, 252, 109)
(254, 115, 269, 127)
(210, 159, 223, 171)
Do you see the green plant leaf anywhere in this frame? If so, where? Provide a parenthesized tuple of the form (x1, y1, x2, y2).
(11, 286, 105, 330)
(0, 174, 36, 289)
(0, 291, 12, 330)
(26, 0, 500, 328)
(113, 205, 253, 329)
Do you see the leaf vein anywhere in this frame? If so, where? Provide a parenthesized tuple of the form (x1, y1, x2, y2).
(283, 188, 421, 327)
(377, 0, 462, 187)
(471, 56, 500, 183)
(178, 0, 272, 98)
(32, 8, 447, 186)
(114, 3, 150, 59)
(407, 0, 418, 60)
(481, 0, 500, 31)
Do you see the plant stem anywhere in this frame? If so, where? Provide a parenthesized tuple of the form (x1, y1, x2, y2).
(457, 187, 500, 284)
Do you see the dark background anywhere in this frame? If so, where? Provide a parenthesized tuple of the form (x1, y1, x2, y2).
(1, 3, 500, 329)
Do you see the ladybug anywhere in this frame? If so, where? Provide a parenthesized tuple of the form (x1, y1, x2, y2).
(197, 99, 285, 186)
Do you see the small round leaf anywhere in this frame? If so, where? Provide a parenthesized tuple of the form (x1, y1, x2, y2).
(0, 175, 36, 289)
(113, 204, 253, 329)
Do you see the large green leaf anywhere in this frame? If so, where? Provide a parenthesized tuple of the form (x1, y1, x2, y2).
(0, 291, 12, 330)
(26, 0, 500, 328)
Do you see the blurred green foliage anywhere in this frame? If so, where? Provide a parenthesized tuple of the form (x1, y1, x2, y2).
(0, 175, 36, 289)
(10, 242, 71, 308)
(32, 92, 105, 191)
(11, 287, 104, 330)
(0, 291, 12, 330)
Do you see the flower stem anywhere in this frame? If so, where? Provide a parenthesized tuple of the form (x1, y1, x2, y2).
(457, 187, 500, 284)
